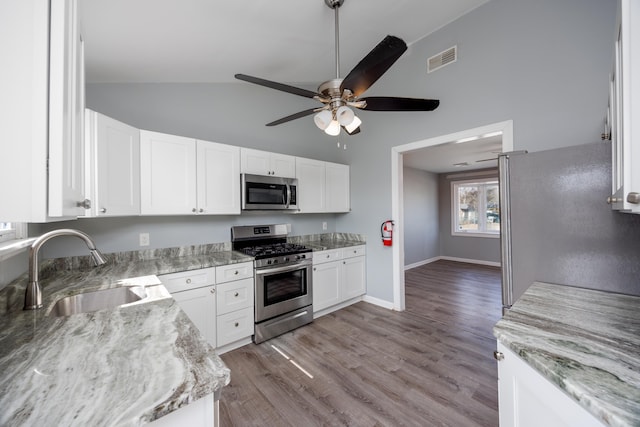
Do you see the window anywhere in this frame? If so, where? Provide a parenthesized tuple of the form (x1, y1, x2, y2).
(0, 222, 27, 244)
(452, 178, 500, 237)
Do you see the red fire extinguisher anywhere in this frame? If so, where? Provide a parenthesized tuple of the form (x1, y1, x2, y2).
(381, 220, 394, 246)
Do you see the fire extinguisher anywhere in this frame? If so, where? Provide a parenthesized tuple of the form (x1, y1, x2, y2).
(381, 220, 394, 246)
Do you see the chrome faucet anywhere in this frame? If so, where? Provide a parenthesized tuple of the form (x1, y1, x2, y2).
(24, 229, 108, 310)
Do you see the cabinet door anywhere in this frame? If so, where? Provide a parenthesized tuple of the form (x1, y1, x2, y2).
(197, 140, 240, 214)
(296, 157, 325, 213)
(342, 255, 366, 300)
(240, 148, 271, 175)
(140, 130, 197, 215)
(313, 260, 341, 312)
(172, 285, 217, 348)
(89, 111, 140, 216)
(48, 0, 85, 217)
(217, 306, 254, 347)
(270, 153, 296, 178)
(496, 342, 605, 427)
(325, 162, 350, 212)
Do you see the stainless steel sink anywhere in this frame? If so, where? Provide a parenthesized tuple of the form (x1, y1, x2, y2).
(49, 286, 148, 317)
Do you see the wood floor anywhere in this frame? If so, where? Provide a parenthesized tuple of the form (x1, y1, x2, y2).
(219, 260, 502, 426)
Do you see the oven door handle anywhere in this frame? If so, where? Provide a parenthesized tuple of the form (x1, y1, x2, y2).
(255, 262, 310, 276)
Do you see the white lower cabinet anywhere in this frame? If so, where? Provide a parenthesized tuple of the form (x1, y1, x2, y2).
(160, 268, 217, 348)
(496, 342, 605, 427)
(160, 262, 255, 353)
(148, 394, 217, 427)
(313, 245, 366, 315)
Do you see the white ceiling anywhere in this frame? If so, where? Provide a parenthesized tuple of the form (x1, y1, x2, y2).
(79, 0, 496, 172)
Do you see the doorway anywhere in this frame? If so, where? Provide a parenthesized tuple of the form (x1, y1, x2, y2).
(390, 120, 513, 311)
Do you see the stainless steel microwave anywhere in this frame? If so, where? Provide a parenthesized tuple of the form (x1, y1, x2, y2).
(241, 174, 298, 211)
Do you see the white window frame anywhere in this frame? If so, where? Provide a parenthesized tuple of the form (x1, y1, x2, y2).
(451, 178, 500, 238)
(0, 222, 27, 243)
(0, 223, 30, 262)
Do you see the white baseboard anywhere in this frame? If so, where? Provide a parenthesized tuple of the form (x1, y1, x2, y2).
(405, 256, 501, 270)
(362, 294, 395, 310)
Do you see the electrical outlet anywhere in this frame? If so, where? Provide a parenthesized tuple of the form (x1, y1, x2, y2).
(139, 233, 150, 247)
(322, 222, 327, 230)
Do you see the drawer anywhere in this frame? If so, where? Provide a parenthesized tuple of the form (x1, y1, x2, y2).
(216, 277, 254, 315)
(217, 306, 254, 347)
(313, 249, 342, 264)
(159, 267, 215, 294)
(216, 261, 253, 283)
(342, 245, 366, 258)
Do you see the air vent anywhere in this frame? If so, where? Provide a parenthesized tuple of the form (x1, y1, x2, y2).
(427, 45, 457, 73)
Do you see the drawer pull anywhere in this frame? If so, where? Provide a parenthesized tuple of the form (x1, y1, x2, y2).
(234, 292, 239, 297)
(493, 351, 504, 361)
(186, 278, 191, 284)
(210, 288, 215, 294)
(234, 270, 239, 275)
(234, 322, 239, 327)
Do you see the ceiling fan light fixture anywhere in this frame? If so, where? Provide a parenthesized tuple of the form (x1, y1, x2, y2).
(314, 110, 333, 130)
(325, 120, 341, 136)
(336, 105, 355, 126)
(345, 115, 362, 134)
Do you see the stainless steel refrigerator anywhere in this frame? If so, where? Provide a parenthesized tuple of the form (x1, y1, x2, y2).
(498, 141, 640, 311)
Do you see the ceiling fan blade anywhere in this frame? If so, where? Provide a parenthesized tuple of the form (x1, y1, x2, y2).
(266, 108, 318, 126)
(235, 74, 319, 99)
(340, 35, 407, 97)
(360, 96, 440, 111)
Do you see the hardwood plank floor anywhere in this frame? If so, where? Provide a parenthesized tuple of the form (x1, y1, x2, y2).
(219, 260, 502, 426)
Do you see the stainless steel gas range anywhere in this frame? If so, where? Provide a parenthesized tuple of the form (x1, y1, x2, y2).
(231, 224, 313, 344)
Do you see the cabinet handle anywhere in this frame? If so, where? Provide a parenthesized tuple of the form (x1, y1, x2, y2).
(100, 208, 107, 213)
(210, 288, 215, 294)
(186, 278, 191, 284)
(234, 292, 239, 297)
(76, 199, 92, 209)
(234, 270, 239, 275)
(326, 254, 330, 258)
(234, 322, 239, 327)
(192, 208, 197, 213)
(627, 192, 640, 204)
(607, 196, 621, 204)
(493, 351, 504, 361)
(313, 267, 316, 271)
(199, 208, 205, 213)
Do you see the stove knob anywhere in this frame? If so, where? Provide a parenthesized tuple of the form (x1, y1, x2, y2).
(267, 260, 272, 265)
(300, 254, 306, 259)
(284, 257, 289, 262)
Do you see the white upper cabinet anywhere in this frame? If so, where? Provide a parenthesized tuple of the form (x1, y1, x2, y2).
(296, 157, 326, 213)
(85, 110, 140, 217)
(141, 130, 198, 215)
(197, 140, 241, 215)
(325, 162, 350, 213)
(241, 148, 296, 178)
(296, 157, 350, 213)
(609, 0, 640, 213)
(0, 0, 85, 222)
(140, 130, 240, 215)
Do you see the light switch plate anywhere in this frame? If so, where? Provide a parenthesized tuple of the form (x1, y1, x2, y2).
(139, 233, 150, 247)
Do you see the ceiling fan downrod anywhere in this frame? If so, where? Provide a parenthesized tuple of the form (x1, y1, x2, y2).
(325, 0, 345, 79)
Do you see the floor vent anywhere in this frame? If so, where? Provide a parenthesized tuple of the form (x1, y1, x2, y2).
(427, 45, 457, 73)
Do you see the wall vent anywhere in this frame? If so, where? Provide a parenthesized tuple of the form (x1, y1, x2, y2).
(427, 45, 457, 73)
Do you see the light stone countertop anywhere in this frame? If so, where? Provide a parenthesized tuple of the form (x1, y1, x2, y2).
(0, 245, 253, 427)
(493, 282, 640, 427)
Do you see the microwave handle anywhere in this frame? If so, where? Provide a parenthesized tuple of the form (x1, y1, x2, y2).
(285, 184, 291, 209)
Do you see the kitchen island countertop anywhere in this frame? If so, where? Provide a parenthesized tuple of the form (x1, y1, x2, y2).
(493, 282, 640, 427)
(0, 246, 253, 426)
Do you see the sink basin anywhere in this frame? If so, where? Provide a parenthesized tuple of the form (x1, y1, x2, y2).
(49, 286, 147, 317)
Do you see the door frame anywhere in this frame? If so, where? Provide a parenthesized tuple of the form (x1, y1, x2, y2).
(390, 120, 514, 311)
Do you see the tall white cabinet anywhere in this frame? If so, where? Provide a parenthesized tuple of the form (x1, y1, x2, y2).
(0, 0, 86, 222)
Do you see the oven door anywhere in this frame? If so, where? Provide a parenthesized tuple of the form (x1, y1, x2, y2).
(255, 261, 312, 322)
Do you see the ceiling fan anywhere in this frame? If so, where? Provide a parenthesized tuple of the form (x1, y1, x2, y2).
(235, 0, 440, 136)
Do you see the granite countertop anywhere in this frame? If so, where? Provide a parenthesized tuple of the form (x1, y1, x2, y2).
(0, 245, 253, 426)
(493, 282, 640, 427)
(289, 232, 366, 251)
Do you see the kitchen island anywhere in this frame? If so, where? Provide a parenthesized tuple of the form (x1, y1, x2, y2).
(0, 244, 252, 426)
(493, 282, 640, 427)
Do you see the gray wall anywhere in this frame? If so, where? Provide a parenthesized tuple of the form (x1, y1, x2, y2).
(403, 167, 439, 266)
(19, 0, 617, 304)
(438, 170, 501, 264)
